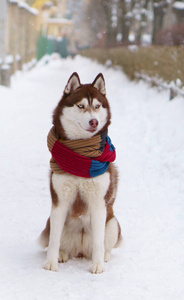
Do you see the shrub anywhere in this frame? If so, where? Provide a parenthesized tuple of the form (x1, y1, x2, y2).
(80, 46, 184, 89)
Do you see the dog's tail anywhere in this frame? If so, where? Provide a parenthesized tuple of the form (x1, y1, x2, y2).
(38, 218, 50, 248)
(114, 219, 123, 248)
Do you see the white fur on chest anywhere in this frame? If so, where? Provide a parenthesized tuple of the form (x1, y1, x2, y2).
(52, 172, 110, 233)
(52, 171, 110, 207)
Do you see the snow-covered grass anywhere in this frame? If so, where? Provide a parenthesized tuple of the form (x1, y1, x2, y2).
(0, 55, 183, 300)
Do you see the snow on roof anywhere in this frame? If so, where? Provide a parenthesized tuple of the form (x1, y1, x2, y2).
(29, 7, 39, 15)
(44, 1, 54, 7)
(173, 1, 184, 10)
(9, 0, 19, 3)
(47, 18, 74, 25)
(18, 1, 28, 8)
(9, 0, 38, 15)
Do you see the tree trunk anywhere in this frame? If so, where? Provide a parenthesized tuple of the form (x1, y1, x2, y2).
(136, 0, 150, 44)
(152, 1, 168, 44)
(101, 0, 117, 47)
(118, 0, 131, 44)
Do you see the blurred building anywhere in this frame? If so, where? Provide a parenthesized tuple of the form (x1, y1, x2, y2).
(33, 1, 75, 47)
(33, 0, 90, 49)
(60, 0, 91, 48)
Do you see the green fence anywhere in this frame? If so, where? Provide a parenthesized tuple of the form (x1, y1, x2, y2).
(37, 32, 69, 61)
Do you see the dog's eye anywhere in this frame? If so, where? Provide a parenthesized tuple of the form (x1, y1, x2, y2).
(95, 104, 101, 109)
(77, 104, 84, 109)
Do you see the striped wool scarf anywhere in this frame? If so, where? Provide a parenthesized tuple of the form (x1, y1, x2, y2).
(47, 126, 116, 178)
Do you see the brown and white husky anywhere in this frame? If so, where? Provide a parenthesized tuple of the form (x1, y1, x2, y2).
(39, 72, 122, 273)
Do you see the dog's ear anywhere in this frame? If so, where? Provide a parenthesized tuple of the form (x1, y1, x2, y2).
(92, 73, 106, 95)
(64, 72, 81, 94)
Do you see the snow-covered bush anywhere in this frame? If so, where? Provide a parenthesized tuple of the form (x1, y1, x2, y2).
(80, 46, 184, 91)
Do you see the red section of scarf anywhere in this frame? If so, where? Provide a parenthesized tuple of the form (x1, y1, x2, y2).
(51, 137, 116, 178)
(52, 140, 92, 178)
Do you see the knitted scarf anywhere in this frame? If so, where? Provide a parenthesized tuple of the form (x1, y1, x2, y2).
(47, 126, 116, 178)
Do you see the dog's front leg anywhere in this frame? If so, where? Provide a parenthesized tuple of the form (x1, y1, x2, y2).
(90, 200, 106, 274)
(44, 203, 68, 272)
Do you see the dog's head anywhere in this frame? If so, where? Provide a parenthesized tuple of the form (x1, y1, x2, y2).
(53, 72, 111, 140)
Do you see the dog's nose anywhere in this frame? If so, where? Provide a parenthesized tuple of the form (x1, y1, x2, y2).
(89, 119, 98, 128)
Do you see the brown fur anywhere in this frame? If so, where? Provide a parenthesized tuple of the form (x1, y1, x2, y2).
(105, 163, 119, 222)
(70, 192, 88, 218)
(50, 171, 59, 206)
(39, 217, 50, 248)
(53, 84, 111, 140)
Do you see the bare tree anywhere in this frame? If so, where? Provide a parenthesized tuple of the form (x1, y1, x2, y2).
(84, 0, 118, 47)
(100, 0, 118, 47)
(136, 0, 150, 44)
(152, 0, 168, 44)
(118, 0, 137, 44)
(83, 0, 170, 47)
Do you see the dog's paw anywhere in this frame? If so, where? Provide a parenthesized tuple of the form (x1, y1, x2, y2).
(44, 260, 58, 272)
(104, 251, 111, 262)
(58, 250, 68, 263)
(91, 263, 105, 274)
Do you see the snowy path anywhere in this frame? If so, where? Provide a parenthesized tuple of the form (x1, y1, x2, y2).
(0, 55, 184, 300)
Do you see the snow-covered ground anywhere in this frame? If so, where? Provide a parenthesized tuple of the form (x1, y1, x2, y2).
(0, 55, 183, 300)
